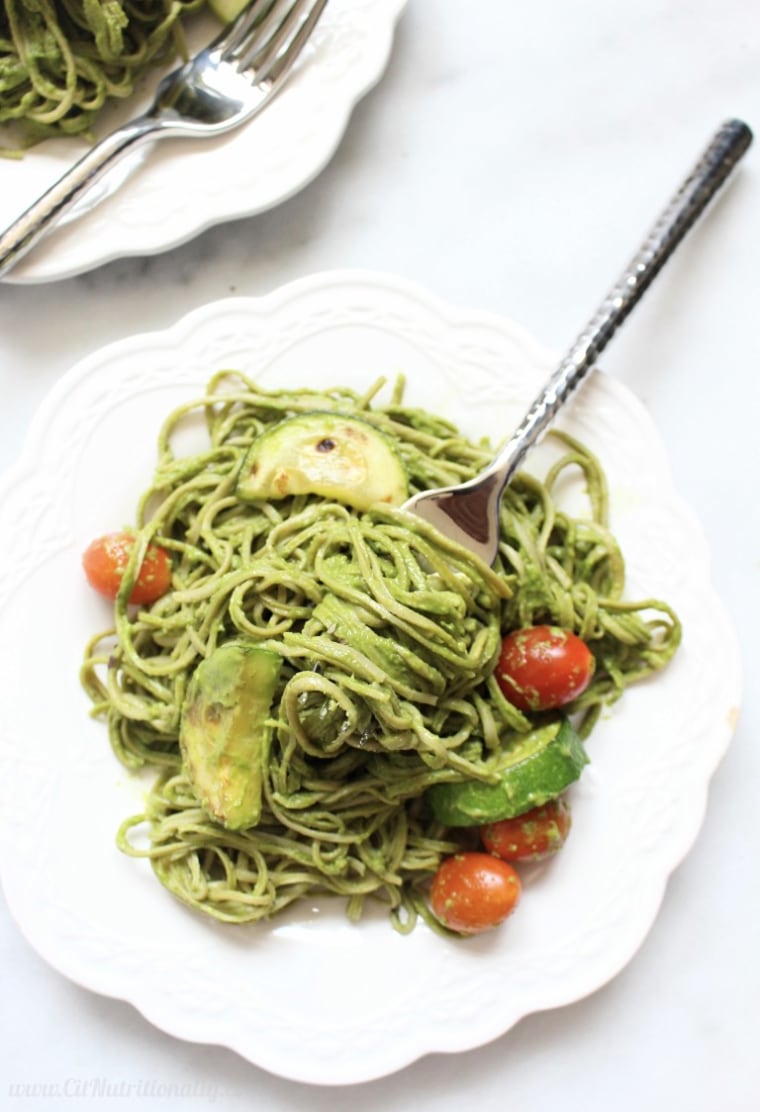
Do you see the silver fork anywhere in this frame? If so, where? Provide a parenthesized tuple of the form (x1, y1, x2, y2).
(0, 0, 327, 279)
(403, 118, 753, 566)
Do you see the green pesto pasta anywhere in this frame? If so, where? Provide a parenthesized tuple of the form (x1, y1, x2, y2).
(0, 0, 206, 150)
(80, 372, 681, 930)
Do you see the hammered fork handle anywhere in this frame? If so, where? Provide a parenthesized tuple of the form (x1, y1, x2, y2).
(484, 117, 753, 488)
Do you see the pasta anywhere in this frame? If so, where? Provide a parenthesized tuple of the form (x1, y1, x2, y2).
(0, 0, 206, 150)
(80, 372, 681, 931)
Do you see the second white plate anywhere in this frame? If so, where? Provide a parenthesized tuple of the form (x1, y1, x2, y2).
(0, 0, 407, 284)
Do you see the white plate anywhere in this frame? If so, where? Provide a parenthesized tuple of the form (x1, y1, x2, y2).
(0, 0, 407, 284)
(0, 271, 741, 1084)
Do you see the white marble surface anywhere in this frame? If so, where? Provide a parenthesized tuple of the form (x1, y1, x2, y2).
(1, 1, 759, 1108)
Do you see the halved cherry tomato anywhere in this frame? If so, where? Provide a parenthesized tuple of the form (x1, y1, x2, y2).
(495, 625, 594, 712)
(82, 532, 172, 605)
(481, 797, 572, 862)
(430, 851, 521, 935)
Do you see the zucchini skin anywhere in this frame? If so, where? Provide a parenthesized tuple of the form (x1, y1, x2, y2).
(426, 718, 589, 825)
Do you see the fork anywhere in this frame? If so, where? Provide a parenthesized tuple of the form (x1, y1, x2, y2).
(0, 0, 327, 279)
(403, 118, 753, 565)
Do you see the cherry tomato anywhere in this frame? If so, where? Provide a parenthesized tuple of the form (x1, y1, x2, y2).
(495, 625, 594, 712)
(481, 797, 572, 862)
(430, 852, 521, 934)
(82, 532, 172, 605)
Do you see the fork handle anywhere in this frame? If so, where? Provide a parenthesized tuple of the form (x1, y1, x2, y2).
(0, 117, 161, 279)
(482, 118, 753, 489)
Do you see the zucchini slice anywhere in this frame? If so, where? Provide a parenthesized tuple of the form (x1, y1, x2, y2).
(426, 718, 589, 825)
(237, 412, 408, 511)
(180, 642, 282, 830)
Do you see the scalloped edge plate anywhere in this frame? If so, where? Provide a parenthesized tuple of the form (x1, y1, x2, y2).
(0, 271, 741, 1083)
(0, 0, 408, 284)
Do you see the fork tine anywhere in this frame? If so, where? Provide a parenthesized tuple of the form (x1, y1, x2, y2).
(218, 0, 280, 60)
(238, 0, 328, 85)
